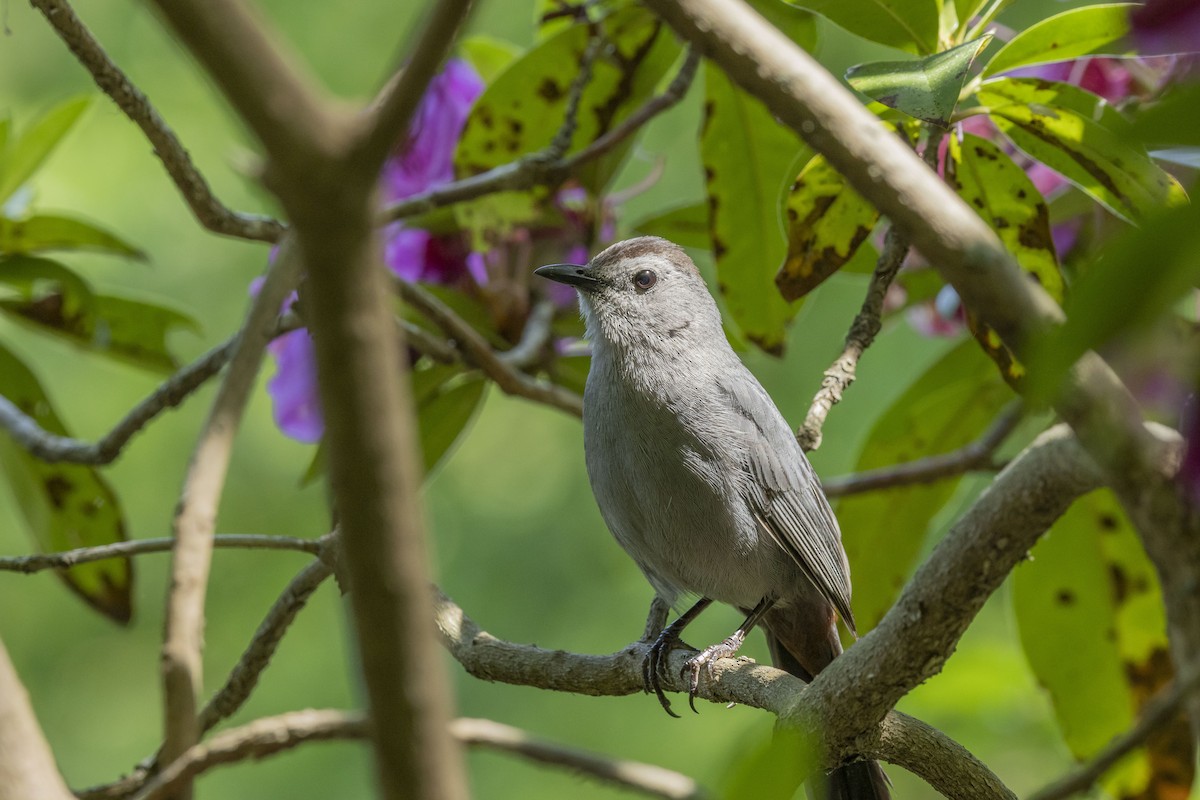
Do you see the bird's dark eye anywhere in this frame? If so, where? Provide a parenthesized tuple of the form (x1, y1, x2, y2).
(633, 269, 657, 291)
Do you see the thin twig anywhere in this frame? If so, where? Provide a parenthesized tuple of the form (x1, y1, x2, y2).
(0, 534, 320, 574)
(29, 0, 284, 243)
(199, 555, 335, 733)
(0, 337, 234, 465)
(160, 237, 302, 781)
(0, 312, 303, 467)
(380, 47, 700, 224)
(1028, 663, 1200, 800)
(538, 35, 603, 163)
(823, 403, 1022, 497)
(396, 281, 583, 417)
(796, 225, 909, 452)
(450, 717, 707, 800)
(131, 710, 368, 800)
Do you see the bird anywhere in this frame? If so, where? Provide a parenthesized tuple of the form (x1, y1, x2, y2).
(535, 236, 890, 800)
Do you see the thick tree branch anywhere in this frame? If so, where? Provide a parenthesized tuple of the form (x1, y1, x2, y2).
(0, 534, 320, 573)
(642, 0, 1200, 745)
(380, 47, 700, 224)
(159, 238, 302, 785)
(0, 637, 73, 800)
(822, 403, 1020, 498)
(397, 280, 583, 417)
(29, 0, 284, 242)
(787, 424, 1181, 756)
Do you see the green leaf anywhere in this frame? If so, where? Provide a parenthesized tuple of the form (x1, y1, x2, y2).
(776, 153, 881, 301)
(0, 341, 131, 623)
(1013, 490, 1188, 797)
(459, 36, 522, 84)
(0, 96, 91, 206)
(702, 64, 804, 354)
(0, 256, 198, 372)
(1027, 202, 1200, 400)
(785, 0, 939, 54)
(846, 36, 992, 126)
(415, 372, 487, 473)
(978, 78, 1187, 222)
(453, 6, 678, 244)
(631, 202, 710, 249)
(0, 214, 145, 260)
(837, 340, 1010, 633)
(982, 3, 1136, 78)
(945, 133, 1063, 383)
(1131, 81, 1200, 148)
(748, 0, 818, 51)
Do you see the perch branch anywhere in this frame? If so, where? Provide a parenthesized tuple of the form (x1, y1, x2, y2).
(0, 534, 320, 573)
(822, 403, 1021, 497)
(29, 0, 284, 242)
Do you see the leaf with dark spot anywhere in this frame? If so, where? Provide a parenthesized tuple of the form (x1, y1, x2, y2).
(946, 133, 1064, 386)
(1014, 490, 1192, 795)
(0, 341, 132, 623)
(776, 153, 881, 301)
(846, 36, 992, 126)
(702, 64, 805, 354)
(977, 78, 1187, 222)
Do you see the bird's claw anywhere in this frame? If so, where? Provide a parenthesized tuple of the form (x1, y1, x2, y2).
(642, 627, 692, 718)
(682, 639, 741, 713)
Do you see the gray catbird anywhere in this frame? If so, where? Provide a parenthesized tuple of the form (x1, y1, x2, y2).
(535, 236, 890, 800)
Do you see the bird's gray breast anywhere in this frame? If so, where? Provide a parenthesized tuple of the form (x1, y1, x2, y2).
(581, 354, 796, 609)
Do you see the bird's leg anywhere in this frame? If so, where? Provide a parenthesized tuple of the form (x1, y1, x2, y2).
(684, 596, 776, 713)
(643, 597, 713, 717)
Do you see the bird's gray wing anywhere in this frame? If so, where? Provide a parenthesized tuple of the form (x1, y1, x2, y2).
(718, 375, 856, 633)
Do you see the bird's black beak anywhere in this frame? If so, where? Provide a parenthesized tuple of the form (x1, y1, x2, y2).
(534, 263, 602, 290)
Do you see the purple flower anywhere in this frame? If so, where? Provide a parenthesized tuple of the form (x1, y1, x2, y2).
(1131, 0, 1200, 57)
(381, 60, 484, 202)
(1179, 394, 1200, 506)
(260, 60, 484, 444)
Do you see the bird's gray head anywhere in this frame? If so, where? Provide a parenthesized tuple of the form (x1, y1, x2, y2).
(534, 236, 722, 352)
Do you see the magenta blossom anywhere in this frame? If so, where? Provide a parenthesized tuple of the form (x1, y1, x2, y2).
(1131, 0, 1200, 57)
(261, 59, 484, 443)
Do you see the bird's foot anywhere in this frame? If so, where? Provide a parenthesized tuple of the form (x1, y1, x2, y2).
(682, 630, 748, 714)
(642, 626, 695, 718)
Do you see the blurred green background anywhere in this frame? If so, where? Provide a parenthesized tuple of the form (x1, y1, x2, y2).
(0, 1, 1077, 798)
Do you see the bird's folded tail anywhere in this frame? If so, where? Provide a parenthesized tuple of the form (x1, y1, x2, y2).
(763, 613, 892, 800)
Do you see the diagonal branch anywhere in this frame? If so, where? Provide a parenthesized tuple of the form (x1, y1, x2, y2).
(29, 0, 283, 242)
(199, 554, 335, 733)
(159, 237, 302, 784)
(822, 402, 1021, 497)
